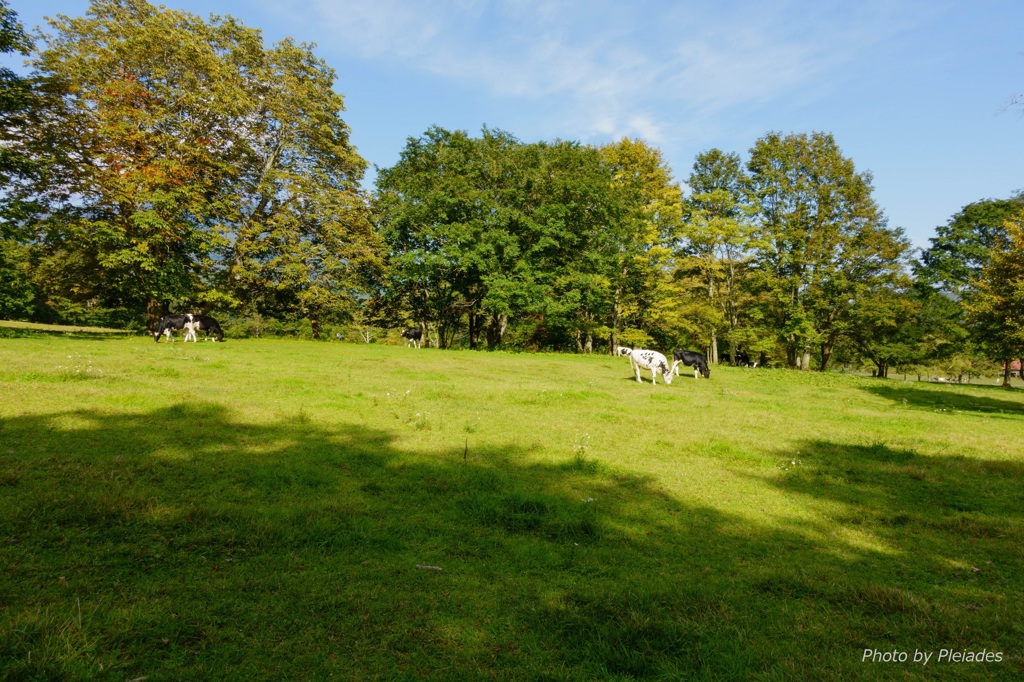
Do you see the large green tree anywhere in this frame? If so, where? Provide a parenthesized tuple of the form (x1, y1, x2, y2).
(0, 0, 33, 186)
(745, 131, 910, 370)
(376, 127, 626, 352)
(917, 194, 1024, 297)
(375, 127, 503, 349)
(965, 213, 1024, 387)
(17, 0, 375, 331)
(674, 149, 752, 363)
(0, 0, 36, 319)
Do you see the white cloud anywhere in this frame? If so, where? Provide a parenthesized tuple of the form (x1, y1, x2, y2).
(298, 0, 935, 147)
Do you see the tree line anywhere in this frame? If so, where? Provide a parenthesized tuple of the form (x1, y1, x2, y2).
(1, 0, 1022, 382)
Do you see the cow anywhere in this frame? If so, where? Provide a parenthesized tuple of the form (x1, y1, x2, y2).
(673, 349, 711, 379)
(625, 348, 679, 385)
(401, 327, 423, 348)
(154, 314, 193, 342)
(186, 314, 224, 342)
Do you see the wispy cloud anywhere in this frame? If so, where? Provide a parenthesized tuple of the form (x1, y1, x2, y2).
(296, 0, 934, 147)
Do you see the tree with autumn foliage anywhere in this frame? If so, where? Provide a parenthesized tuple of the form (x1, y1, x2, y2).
(598, 138, 681, 354)
(13, 0, 378, 332)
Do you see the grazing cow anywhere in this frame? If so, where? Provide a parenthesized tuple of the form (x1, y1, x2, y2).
(154, 314, 193, 342)
(673, 349, 711, 379)
(401, 327, 423, 348)
(186, 314, 224, 342)
(625, 348, 678, 385)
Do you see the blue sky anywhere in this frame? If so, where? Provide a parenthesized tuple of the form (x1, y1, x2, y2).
(5, 0, 1022, 250)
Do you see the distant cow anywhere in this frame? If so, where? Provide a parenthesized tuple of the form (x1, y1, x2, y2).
(154, 313, 224, 342)
(401, 328, 423, 348)
(154, 314, 193, 342)
(187, 315, 224, 342)
(625, 348, 678, 385)
(673, 349, 710, 379)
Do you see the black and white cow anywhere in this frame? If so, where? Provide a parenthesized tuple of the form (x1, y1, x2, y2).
(734, 350, 758, 368)
(623, 348, 678, 385)
(186, 315, 224, 342)
(673, 349, 711, 379)
(154, 314, 193, 342)
(401, 328, 423, 348)
(154, 313, 224, 342)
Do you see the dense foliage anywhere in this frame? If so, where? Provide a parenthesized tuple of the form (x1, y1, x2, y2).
(0, 0, 1021, 374)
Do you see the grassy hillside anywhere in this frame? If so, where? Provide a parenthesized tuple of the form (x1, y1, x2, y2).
(1, 336, 1022, 680)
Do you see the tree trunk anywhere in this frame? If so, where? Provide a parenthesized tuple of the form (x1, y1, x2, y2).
(709, 329, 718, 365)
(801, 350, 811, 371)
(468, 310, 479, 350)
(146, 298, 164, 333)
(486, 313, 507, 350)
(819, 341, 833, 372)
(786, 335, 798, 369)
(310, 317, 321, 340)
(610, 285, 622, 356)
(1003, 358, 1013, 388)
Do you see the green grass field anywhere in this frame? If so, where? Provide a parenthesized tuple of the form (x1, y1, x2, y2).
(2, 334, 1023, 680)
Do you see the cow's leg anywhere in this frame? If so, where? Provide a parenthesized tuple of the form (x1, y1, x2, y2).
(694, 366, 699, 379)
(650, 368, 658, 384)
(634, 365, 642, 383)
(164, 328, 174, 343)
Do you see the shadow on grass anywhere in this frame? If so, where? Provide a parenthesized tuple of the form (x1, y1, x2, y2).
(864, 382, 1024, 417)
(1, 406, 1022, 680)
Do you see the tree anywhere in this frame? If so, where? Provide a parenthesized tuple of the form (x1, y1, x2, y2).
(599, 138, 681, 355)
(965, 213, 1024, 387)
(23, 0, 254, 324)
(845, 287, 924, 378)
(0, 0, 36, 319)
(214, 36, 380, 337)
(745, 131, 910, 370)
(12, 0, 376, 331)
(917, 194, 1024, 297)
(375, 126, 498, 348)
(675, 149, 751, 363)
(376, 128, 625, 352)
(0, 0, 33, 185)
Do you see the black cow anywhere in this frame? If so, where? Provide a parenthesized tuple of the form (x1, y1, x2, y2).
(401, 327, 423, 348)
(735, 350, 757, 367)
(673, 349, 711, 379)
(189, 315, 224, 342)
(154, 314, 193, 342)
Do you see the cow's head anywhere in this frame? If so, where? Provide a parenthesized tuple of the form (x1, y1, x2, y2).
(616, 346, 633, 357)
(663, 361, 679, 383)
